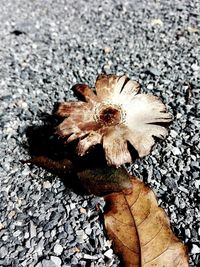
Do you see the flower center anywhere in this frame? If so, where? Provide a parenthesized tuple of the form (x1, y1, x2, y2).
(95, 103, 126, 126)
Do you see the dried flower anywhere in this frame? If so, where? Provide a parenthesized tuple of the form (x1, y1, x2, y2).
(56, 75, 172, 166)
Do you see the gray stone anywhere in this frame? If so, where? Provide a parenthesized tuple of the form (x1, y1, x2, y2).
(30, 221, 37, 238)
(0, 0, 199, 266)
(41, 260, 57, 267)
(50, 256, 62, 266)
(0, 246, 8, 258)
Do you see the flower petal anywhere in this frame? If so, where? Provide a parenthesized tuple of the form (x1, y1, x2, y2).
(72, 84, 98, 102)
(95, 75, 127, 101)
(125, 94, 172, 125)
(126, 127, 167, 157)
(56, 101, 89, 117)
(77, 132, 102, 156)
(103, 127, 132, 166)
(119, 80, 140, 103)
(67, 132, 88, 143)
(56, 117, 80, 137)
(113, 75, 128, 96)
(124, 94, 172, 157)
(56, 116, 101, 143)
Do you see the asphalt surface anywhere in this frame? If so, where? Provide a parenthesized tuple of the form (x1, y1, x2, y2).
(0, 0, 199, 266)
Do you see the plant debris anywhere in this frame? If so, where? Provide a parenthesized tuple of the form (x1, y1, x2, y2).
(56, 75, 172, 166)
(104, 177, 189, 267)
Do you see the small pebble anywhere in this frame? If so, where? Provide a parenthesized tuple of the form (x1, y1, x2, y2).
(50, 256, 62, 266)
(191, 244, 200, 254)
(43, 181, 52, 189)
(104, 249, 113, 259)
(0, 1, 198, 266)
(53, 244, 63, 255)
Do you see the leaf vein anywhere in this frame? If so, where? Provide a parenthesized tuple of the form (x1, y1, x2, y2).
(142, 224, 164, 247)
(108, 227, 139, 255)
(109, 214, 134, 226)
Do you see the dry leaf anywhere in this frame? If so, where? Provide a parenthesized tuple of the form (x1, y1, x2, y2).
(22, 156, 73, 174)
(104, 177, 188, 267)
(77, 167, 132, 196)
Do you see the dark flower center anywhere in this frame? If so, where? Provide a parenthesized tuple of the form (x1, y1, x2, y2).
(98, 105, 122, 126)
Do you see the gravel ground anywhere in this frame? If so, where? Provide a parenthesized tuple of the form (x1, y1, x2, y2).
(0, 0, 199, 266)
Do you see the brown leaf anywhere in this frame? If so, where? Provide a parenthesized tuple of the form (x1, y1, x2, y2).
(77, 167, 133, 196)
(104, 177, 188, 267)
(22, 156, 73, 174)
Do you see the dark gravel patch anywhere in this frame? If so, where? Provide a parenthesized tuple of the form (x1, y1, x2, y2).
(0, 0, 199, 266)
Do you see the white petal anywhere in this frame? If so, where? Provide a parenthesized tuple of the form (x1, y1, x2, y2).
(103, 127, 132, 166)
(126, 131, 155, 157)
(123, 94, 172, 157)
(120, 80, 140, 98)
(125, 94, 172, 126)
(114, 75, 128, 95)
(126, 125, 168, 157)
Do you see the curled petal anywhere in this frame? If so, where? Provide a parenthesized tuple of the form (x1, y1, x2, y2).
(77, 132, 102, 156)
(56, 117, 80, 138)
(67, 132, 88, 143)
(146, 124, 168, 139)
(56, 116, 100, 143)
(113, 79, 140, 106)
(72, 84, 98, 102)
(103, 127, 132, 167)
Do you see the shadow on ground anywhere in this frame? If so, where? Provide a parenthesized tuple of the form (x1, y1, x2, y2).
(24, 110, 108, 195)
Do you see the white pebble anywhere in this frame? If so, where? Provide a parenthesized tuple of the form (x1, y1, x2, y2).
(53, 244, 63, 255)
(70, 203, 76, 209)
(194, 180, 200, 189)
(30, 221, 37, 238)
(147, 83, 154, 90)
(83, 254, 98, 260)
(170, 130, 178, 138)
(24, 232, 29, 239)
(176, 113, 182, 119)
(104, 249, 113, 259)
(13, 230, 21, 237)
(172, 147, 181, 155)
(2, 235, 8, 241)
(50, 256, 62, 266)
(43, 181, 52, 189)
(191, 244, 200, 254)
(191, 64, 199, 71)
